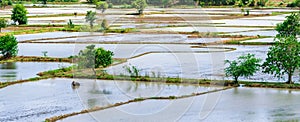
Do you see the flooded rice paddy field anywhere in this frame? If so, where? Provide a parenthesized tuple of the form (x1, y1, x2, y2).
(1, 6, 299, 122)
(0, 62, 70, 82)
(0, 78, 220, 122)
(61, 87, 300, 122)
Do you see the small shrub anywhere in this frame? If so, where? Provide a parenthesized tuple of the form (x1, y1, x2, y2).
(108, 3, 113, 8)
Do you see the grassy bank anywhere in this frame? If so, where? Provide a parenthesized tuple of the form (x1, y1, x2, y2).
(0, 56, 72, 63)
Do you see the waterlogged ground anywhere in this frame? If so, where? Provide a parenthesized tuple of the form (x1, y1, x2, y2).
(1, 5, 299, 122)
(61, 88, 300, 122)
(0, 62, 70, 82)
(0, 78, 220, 122)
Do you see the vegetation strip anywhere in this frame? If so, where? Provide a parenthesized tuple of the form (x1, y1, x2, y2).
(44, 86, 233, 122)
(0, 56, 72, 63)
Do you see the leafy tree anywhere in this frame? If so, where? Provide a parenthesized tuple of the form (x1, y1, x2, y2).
(101, 19, 108, 30)
(0, 18, 7, 32)
(275, 12, 300, 38)
(0, 35, 18, 59)
(11, 4, 28, 25)
(225, 53, 261, 84)
(85, 11, 97, 29)
(96, 1, 108, 13)
(132, 0, 147, 15)
(1, 0, 8, 8)
(7, 0, 12, 5)
(262, 36, 300, 84)
(77, 45, 113, 74)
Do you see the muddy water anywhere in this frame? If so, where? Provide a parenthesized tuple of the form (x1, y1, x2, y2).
(0, 62, 70, 82)
(60, 87, 300, 122)
(0, 78, 220, 122)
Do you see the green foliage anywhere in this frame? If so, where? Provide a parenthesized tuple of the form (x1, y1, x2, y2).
(67, 19, 75, 28)
(0, 18, 7, 32)
(105, 28, 135, 33)
(1, 0, 8, 8)
(96, 1, 108, 13)
(7, 0, 12, 5)
(225, 53, 261, 84)
(100, 19, 108, 31)
(262, 36, 300, 84)
(108, 2, 113, 8)
(256, 0, 268, 7)
(124, 65, 141, 77)
(287, 0, 300, 7)
(94, 47, 113, 68)
(132, 0, 147, 15)
(11, 4, 28, 25)
(76, 44, 113, 71)
(85, 11, 97, 29)
(275, 12, 300, 38)
(0, 35, 18, 59)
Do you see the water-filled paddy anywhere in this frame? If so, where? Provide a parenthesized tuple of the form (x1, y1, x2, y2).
(61, 87, 300, 122)
(18, 43, 228, 58)
(107, 45, 299, 82)
(0, 62, 70, 82)
(16, 32, 103, 42)
(0, 78, 220, 122)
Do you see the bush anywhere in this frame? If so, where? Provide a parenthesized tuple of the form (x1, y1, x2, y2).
(11, 4, 28, 25)
(8, 0, 12, 5)
(67, 19, 75, 28)
(0, 35, 18, 59)
(96, 2, 108, 13)
(0, 18, 7, 32)
(108, 3, 113, 8)
(132, 0, 147, 15)
(287, 0, 300, 7)
(100, 19, 108, 31)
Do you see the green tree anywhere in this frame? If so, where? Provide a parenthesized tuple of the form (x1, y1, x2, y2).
(96, 1, 108, 13)
(77, 45, 113, 74)
(0, 35, 18, 59)
(0, 18, 7, 32)
(262, 36, 300, 84)
(11, 4, 28, 25)
(132, 0, 147, 15)
(85, 11, 97, 29)
(275, 12, 300, 38)
(1, 0, 8, 8)
(101, 19, 108, 31)
(225, 53, 261, 84)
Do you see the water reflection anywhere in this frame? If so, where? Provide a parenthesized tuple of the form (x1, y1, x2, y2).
(0, 62, 17, 69)
(64, 87, 300, 122)
(0, 62, 70, 82)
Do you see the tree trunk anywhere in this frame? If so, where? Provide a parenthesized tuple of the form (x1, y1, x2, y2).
(287, 73, 293, 84)
(0, 28, 1, 32)
(234, 76, 239, 84)
(90, 23, 93, 29)
(92, 68, 96, 76)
